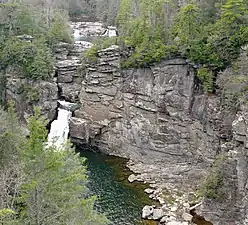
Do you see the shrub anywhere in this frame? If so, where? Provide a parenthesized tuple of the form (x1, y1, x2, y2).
(1, 37, 54, 80)
(18, 84, 40, 103)
(199, 154, 226, 200)
(197, 67, 213, 92)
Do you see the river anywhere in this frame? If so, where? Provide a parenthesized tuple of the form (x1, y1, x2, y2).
(77, 148, 157, 225)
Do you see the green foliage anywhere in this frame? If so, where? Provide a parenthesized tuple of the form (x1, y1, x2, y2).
(0, 208, 16, 218)
(217, 52, 248, 109)
(18, 84, 41, 103)
(17, 109, 109, 225)
(170, 0, 248, 91)
(173, 4, 201, 51)
(199, 154, 226, 200)
(0, 101, 24, 168)
(1, 37, 54, 80)
(46, 10, 73, 47)
(0, 3, 72, 83)
(117, 0, 179, 68)
(0, 71, 6, 105)
(197, 67, 214, 92)
(0, 208, 17, 225)
(116, 0, 132, 28)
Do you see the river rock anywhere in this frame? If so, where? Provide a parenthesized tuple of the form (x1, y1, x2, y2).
(170, 206, 178, 212)
(145, 188, 155, 194)
(182, 212, 192, 222)
(142, 205, 154, 219)
(128, 174, 136, 183)
(160, 216, 167, 223)
(166, 222, 188, 225)
(152, 208, 165, 220)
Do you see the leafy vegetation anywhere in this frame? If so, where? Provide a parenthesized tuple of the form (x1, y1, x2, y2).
(0, 106, 109, 225)
(111, 0, 248, 91)
(0, 3, 72, 81)
(0, 2, 73, 105)
(199, 154, 227, 200)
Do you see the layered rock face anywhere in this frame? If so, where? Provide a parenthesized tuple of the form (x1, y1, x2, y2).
(71, 48, 217, 164)
(69, 46, 219, 222)
(69, 46, 248, 225)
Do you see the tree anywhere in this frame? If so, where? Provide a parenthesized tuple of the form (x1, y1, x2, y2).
(0, 102, 24, 223)
(17, 109, 109, 225)
(173, 3, 201, 52)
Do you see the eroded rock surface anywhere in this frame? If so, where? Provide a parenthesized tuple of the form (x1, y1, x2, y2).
(6, 77, 58, 121)
(68, 45, 248, 224)
(70, 46, 217, 188)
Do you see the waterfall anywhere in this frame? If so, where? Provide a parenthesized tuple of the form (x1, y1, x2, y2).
(47, 103, 72, 150)
(108, 29, 117, 37)
(74, 29, 81, 40)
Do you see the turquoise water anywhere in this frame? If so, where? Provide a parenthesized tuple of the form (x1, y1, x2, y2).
(78, 149, 157, 225)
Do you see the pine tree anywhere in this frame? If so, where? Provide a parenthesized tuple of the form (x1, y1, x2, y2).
(18, 108, 109, 225)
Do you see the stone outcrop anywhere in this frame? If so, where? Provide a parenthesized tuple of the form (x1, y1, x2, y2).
(69, 46, 218, 222)
(195, 52, 248, 225)
(6, 77, 58, 121)
(68, 45, 248, 224)
(70, 46, 217, 183)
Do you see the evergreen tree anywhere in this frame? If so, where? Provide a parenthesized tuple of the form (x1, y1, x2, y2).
(0, 102, 24, 223)
(17, 109, 109, 225)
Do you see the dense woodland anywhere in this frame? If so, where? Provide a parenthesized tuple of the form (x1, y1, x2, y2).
(0, 0, 248, 223)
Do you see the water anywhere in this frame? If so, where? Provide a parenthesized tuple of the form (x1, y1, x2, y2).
(74, 29, 81, 40)
(47, 104, 72, 150)
(78, 149, 157, 225)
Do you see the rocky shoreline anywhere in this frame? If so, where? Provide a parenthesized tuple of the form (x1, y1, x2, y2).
(126, 160, 201, 225)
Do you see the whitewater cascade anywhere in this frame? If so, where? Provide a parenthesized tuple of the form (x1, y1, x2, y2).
(47, 101, 72, 150)
(74, 29, 81, 40)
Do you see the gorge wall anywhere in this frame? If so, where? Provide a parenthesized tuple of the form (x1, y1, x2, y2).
(5, 25, 248, 224)
(69, 46, 248, 225)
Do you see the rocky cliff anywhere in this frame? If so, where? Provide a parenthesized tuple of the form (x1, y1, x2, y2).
(68, 46, 248, 225)
(6, 22, 248, 225)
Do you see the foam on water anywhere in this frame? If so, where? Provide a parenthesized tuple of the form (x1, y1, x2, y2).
(74, 29, 81, 40)
(47, 106, 72, 150)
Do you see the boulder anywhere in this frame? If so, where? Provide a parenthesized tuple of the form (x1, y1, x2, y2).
(152, 208, 165, 220)
(182, 212, 192, 222)
(142, 205, 154, 219)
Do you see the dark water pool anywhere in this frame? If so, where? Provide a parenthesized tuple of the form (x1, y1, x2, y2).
(78, 149, 157, 225)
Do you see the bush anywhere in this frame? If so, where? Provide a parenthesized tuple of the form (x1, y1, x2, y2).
(1, 37, 54, 80)
(197, 67, 213, 92)
(18, 84, 40, 103)
(199, 154, 226, 200)
(46, 11, 73, 47)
